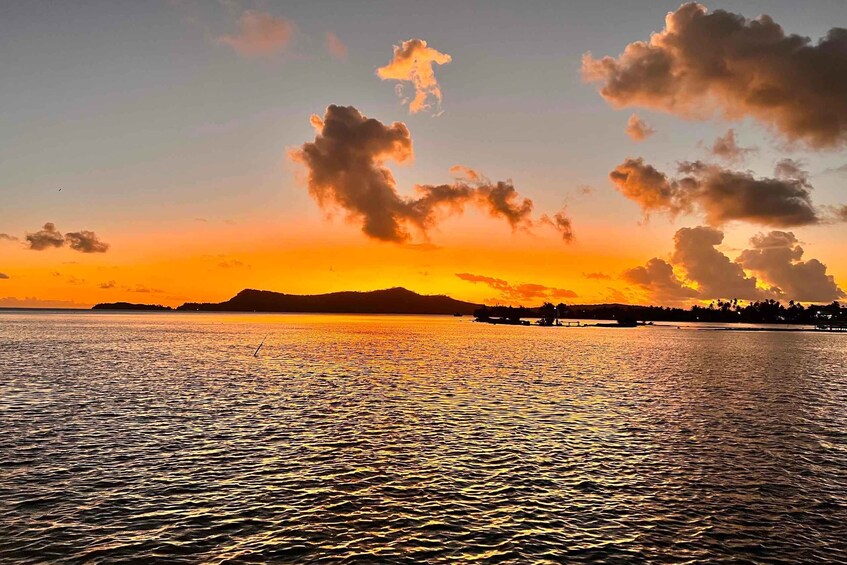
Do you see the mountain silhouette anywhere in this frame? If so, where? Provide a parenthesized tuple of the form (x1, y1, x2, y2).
(173, 287, 480, 314)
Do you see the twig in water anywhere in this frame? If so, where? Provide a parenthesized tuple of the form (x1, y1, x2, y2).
(253, 334, 268, 357)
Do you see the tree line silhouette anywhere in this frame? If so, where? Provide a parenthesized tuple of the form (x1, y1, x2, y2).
(475, 299, 846, 325)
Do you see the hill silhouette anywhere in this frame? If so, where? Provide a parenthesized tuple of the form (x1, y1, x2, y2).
(175, 287, 480, 314)
(91, 302, 172, 311)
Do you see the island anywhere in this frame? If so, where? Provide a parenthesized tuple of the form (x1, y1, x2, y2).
(177, 287, 480, 315)
(92, 302, 173, 311)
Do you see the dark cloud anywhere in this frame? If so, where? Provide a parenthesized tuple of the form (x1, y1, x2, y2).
(709, 129, 755, 163)
(22, 223, 110, 253)
(0, 273, 9, 280)
(65, 231, 110, 253)
(625, 113, 655, 141)
(99, 281, 116, 289)
(584, 272, 612, 280)
(540, 208, 575, 242)
(623, 257, 699, 303)
(25, 223, 65, 250)
(291, 105, 415, 242)
(456, 273, 577, 303)
(583, 3, 847, 147)
(0, 233, 18, 242)
(292, 105, 558, 243)
(610, 158, 819, 227)
(737, 231, 844, 301)
(773, 158, 808, 183)
(672, 226, 764, 300)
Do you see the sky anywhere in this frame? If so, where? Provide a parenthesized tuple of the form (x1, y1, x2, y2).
(1, 0, 846, 308)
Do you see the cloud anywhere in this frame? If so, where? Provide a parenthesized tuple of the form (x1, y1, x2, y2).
(821, 163, 847, 176)
(218, 10, 294, 57)
(609, 158, 685, 218)
(128, 285, 164, 294)
(610, 158, 819, 226)
(0, 273, 9, 280)
(0, 233, 18, 242)
(65, 230, 110, 253)
(449, 165, 481, 182)
(623, 257, 699, 302)
(218, 259, 248, 269)
(326, 31, 347, 61)
(709, 129, 754, 163)
(377, 38, 452, 114)
(0, 296, 86, 308)
(672, 226, 764, 300)
(25, 223, 65, 250)
(737, 231, 844, 301)
(582, 3, 847, 148)
(830, 205, 847, 222)
(584, 272, 611, 280)
(99, 280, 116, 289)
(625, 113, 655, 141)
(291, 105, 553, 243)
(539, 208, 575, 242)
(456, 273, 577, 304)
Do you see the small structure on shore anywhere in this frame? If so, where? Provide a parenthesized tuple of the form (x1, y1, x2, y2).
(815, 322, 847, 332)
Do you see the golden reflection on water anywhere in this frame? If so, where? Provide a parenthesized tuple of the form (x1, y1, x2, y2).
(1, 312, 846, 562)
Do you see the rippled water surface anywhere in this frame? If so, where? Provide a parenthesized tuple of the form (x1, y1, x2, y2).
(2, 311, 847, 563)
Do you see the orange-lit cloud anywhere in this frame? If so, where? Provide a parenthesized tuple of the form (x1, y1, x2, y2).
(625, 113, 655, 141)
(291, 105, 556, 243)
(0, 273, 9, 280)
(456, 273, 577, 303)
(218, 10, 294, 57)
(582, 3, 847, 147)
(326, 31, 348, 61)
(377, 38, 452, 114)
(609, 158, 685, 218)
(709, 129, 754, 163)
(610, 158, 820, 226)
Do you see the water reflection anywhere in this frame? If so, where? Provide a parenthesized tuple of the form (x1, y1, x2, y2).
(1, 312, 845, 562)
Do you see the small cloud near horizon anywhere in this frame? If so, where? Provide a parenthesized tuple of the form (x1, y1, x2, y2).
(0, 296, 88, 308)
(584, 272, 611, 280)
(456, 272, 577, 304)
